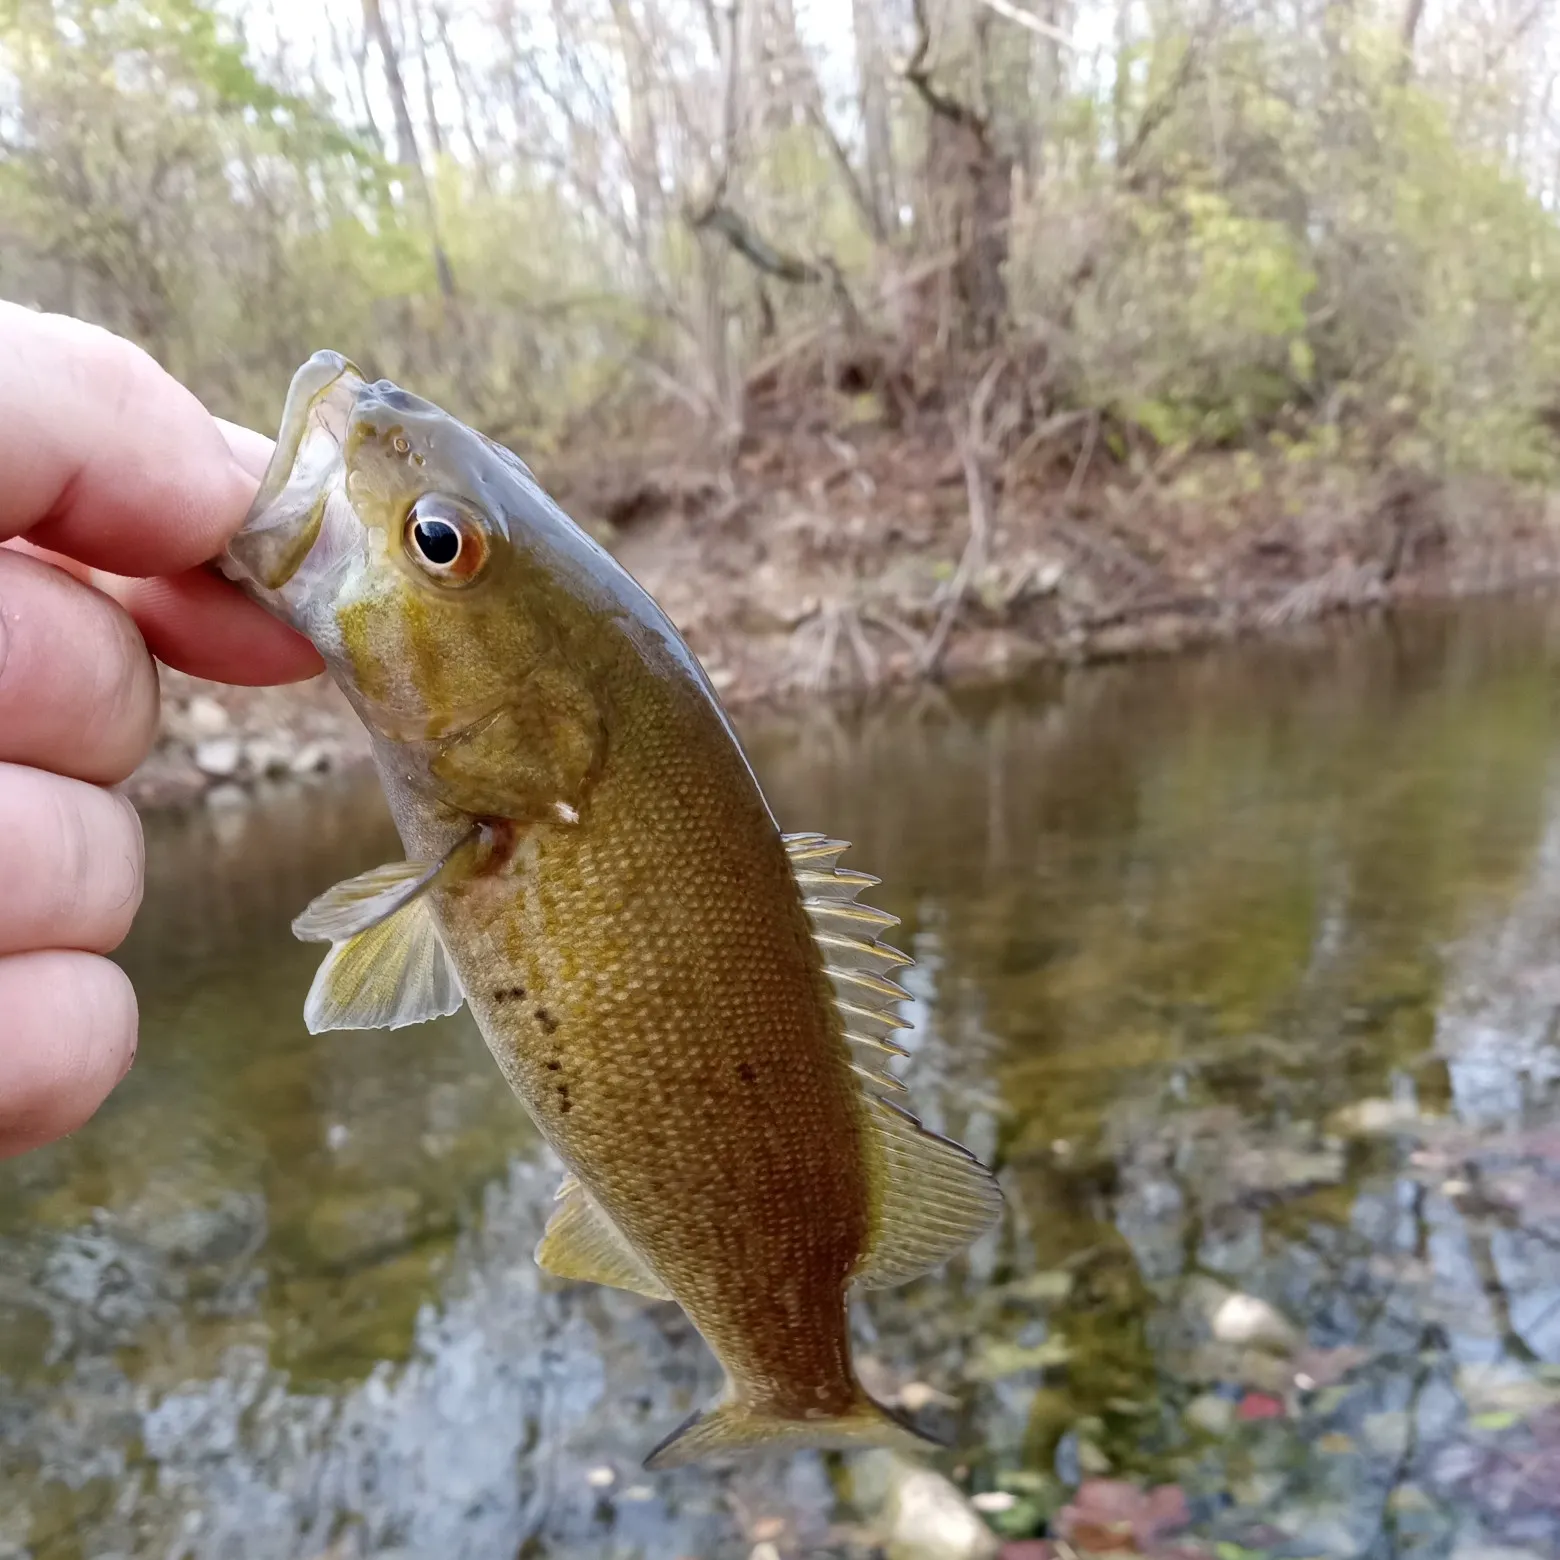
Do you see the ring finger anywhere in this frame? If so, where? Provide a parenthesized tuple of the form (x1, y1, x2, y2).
(0, 763, 144, 956)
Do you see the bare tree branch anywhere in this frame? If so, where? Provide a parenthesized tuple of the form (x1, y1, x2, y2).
(975, 0, 1077, 51)
(904, 0, 987, 135)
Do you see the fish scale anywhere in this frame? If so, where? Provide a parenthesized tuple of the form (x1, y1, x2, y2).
(221, 350, 1005, 1469)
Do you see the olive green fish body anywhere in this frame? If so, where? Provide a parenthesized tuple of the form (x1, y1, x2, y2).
(428, 674, 871, 1414)
(221, 352, 1004, 1468)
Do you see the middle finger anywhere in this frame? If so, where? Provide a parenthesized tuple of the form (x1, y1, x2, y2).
(0, 546, 159, 784)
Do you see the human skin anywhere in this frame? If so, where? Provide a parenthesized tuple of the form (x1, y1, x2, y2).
(0, 301, 324, 1158)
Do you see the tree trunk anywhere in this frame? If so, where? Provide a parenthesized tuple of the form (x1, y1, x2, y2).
(852, 0, 898, 235)
(362, 0, 455, 298)
(608, 0, 662, 250)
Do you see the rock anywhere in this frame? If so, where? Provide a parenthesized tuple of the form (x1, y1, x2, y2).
(1457, 1363, 1560, 1419)
(1005, 1270, 1073, 1304)
(858, 1453, 1000, 1560)
(183, 695, 231, 738)
(1292, 1344, 1371, 1390)
(244, 737, 294, 777)
(290, 740, 335, 775)
(1362, 1409, 1410, 1456)
(1212, 1292, 1302, 1353)
(304, 1187, 422, 1267)
(193, 737, 242, 779)
(1034, 559, 1065, 594)
(1328, 1097, 1425, 1138)
(885, 1472, 1001, 1560)
(971, 1492, 1018, 1514)
(1184, 1392, 1237, 1435)
(1231, 1471, 1286, 1508)
(1448, 1545, 1547, 1560)
(1236, 1391, 1285, 1421)
(1228, 1140, 1345, 1194)
(1077, 1439, 1111, 1475)
(897, 1381, 959, 1413)
(966, 1336, 1071, 1380)
(1288, 1509, 1367, 1557)
(1055, 1481, 1190, 1554)
(204, 782, 248, 810)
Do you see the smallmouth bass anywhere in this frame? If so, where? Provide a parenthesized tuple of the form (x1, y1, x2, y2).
(221, 352, 1003, 1469)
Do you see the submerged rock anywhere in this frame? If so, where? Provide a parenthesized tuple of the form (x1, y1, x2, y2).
(1211, 1292, 1302, 1353)
(193, 736, 242, 778)
(1184, 1392, 1237, 1435)
(1327, 1097, 1426, 1138)
(853, 1452, 1000, 1560)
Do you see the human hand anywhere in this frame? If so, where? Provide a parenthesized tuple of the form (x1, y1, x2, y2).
(0, 301, 324, 1159)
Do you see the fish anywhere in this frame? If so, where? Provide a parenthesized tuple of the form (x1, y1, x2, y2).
(219, 351, 1004, 1470)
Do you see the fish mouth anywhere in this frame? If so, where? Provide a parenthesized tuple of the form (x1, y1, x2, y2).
(220, 350, 368, 610)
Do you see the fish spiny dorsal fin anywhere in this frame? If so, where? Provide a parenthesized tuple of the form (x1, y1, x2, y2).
(782, 830, 1004, 1288)
(783, 830, 915, 1100)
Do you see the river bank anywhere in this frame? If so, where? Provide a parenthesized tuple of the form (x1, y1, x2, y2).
(125, 414, 1560, 810)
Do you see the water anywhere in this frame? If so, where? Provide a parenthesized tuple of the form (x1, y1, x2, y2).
(7, 601, 1560, 1559)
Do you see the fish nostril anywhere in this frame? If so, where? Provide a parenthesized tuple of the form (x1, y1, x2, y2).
(368, 383, 421, 413)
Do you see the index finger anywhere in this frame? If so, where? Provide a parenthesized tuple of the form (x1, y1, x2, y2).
(0, 304, 323, 684)
(0, 301, 262, 576)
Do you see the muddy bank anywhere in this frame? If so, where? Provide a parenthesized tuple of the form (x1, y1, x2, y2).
(125, 420, 1560, 810)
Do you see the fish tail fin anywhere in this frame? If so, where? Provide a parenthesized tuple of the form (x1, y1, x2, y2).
(643, 1385, 941, 1471)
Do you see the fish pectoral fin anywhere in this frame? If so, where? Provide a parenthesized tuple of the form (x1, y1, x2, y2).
(302, 895, 465, 1033)
(642, 1389, 939, 1471)
(292, 828, 480, 943)
(534, 1178, 672, 1302)
(852, 1098, 1005, 1290)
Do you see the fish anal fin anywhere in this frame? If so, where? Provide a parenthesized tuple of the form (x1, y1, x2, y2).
(302, 895, 465, 1033)
(535, 1179, 672, 1301)
(853, 1098, 1005, 1290)
(642, 1386, 940, 1471)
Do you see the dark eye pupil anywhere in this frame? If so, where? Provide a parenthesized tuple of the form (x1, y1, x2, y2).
(412, 518, 460, 566)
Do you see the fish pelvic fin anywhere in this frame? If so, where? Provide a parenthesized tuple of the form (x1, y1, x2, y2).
(782, 832, 1005, 1287)
(642, 1385, 941, 1472)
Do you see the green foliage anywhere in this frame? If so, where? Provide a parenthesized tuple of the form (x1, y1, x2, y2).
(1, 0, 1558, 484)
(1077, 186, 1317, 447)
(1010, 13, 1560, 480)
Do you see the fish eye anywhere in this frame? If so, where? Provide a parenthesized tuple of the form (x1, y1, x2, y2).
(403, 494, 490, 585)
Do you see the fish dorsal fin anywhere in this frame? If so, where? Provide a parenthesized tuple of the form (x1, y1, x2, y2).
(782, 831, 1004, 1288)
(535, 1175, 672, 1301)
(854, 1098, 1005, 1289)
(300, 893, 466, 1033)
(782, 830, 915, 1083)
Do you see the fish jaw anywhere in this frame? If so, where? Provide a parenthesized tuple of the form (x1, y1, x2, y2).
(219, 349, 374, 655)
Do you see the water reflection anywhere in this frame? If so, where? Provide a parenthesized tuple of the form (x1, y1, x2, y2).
(7, 601, 1560, 1556)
